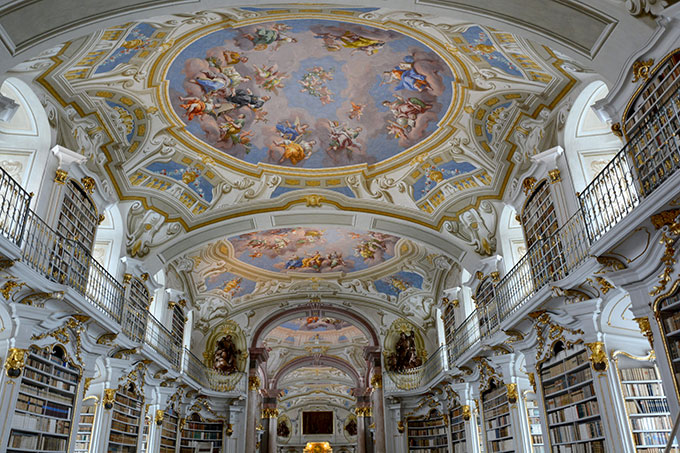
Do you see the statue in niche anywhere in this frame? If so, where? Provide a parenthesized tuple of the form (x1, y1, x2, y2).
(277, 419, 290, 437)
(388, 330, 422, 372)
(345, 418, 357, 436)
(213, 334, 241, 373)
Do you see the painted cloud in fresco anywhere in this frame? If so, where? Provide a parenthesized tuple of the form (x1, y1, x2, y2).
(167, 19, 455, 169)
(228, 227, 399, 273)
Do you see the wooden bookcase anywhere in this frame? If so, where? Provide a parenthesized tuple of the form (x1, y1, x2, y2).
(7, 345, 80, 453)
(525, 398, 545, 453)
(482, 381, 513, 453)
(74, 396, 96, 453)
(615, 354, 678, 453)
(160, 406, 179, 453)
(180, 412, 224, 453)
(407, 409, 448, 453)
(540, 343, 606, 453)
(107, 383, 143, 453)
(449, 403, 467, 453)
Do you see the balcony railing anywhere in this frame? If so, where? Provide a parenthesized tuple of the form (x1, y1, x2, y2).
(0, 167, 31, 247)
(145, 313, 182, 369)
(182, 348, 246, 392)
(385, 345, 447, 392)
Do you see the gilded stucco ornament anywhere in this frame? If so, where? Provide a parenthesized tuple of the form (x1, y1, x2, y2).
(633, 317, 654, 348)
(522, 177, 537, 195)
(54, 169, 68, 184)
(81, 176, 96, 194)
(472, 356, 501, 391)
(550, 286, 590, 303)
(505, 383, 518, 404)
(586, 342, 608, 372)
(262, 408, 279, 418)
(103, 388, 116, 409)
(1, 280, 25, 300)
(248, 376, 261, 391)
(548, 169, 561, 184)
(397, 420, 405, 433)
(4, 348, 27, 377)
(632, 58, 654, 82)
(355, 407, 372, 418)
(528, 372, 537, 393)
(96, 333, 117, 345)
(31, 315, 89, 364)
(370, 373, 383, 389)
(462, 405, 471, 421)
(529, 310, 584, 362)
(155, 409, 165, 425)
(610, 123, 623, 138)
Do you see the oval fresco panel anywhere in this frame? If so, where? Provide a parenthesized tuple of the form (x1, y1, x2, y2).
(166, 18, 455, 169)
(228, 227, 399, 274)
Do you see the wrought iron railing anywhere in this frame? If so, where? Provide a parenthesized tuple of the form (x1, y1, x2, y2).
(0, 166, 31, 247)
(181, 348, 246, 392)
(145, 313, 182, 369)
(385, 345, 447, 392)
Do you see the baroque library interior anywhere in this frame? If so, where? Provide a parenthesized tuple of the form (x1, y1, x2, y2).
(3, 1, 680, 452)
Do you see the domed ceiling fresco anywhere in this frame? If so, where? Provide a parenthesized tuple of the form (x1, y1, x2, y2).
(166, 18, 455, 169)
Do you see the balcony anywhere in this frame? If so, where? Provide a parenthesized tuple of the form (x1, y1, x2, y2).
(0, 168, 239, 394)
(386, 88, 680, 391)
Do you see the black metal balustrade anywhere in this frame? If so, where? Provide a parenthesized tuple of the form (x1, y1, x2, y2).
(0, 167, 31, 247)
(145, 313, 182, 369)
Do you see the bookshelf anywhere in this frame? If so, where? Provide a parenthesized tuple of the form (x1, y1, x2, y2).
(7, 345, 80, 453)
(449, 403, 467, 453)
(482, 381, 513, 453)
(75, 396, 97, 453)
(180, 412, 224, 453)
(160, 406, 179, 453)
(443, 304, 456, 348)
(107, 383, 143, 453)
(655, 286, 680, 393)
(623, 51, 680, 195)
(140, 416, 150, 453)
(407, 410, 448, 453)
(616, 357, 678, 453)
(525, 398, 544, 453)
(540, 342, 606, 453)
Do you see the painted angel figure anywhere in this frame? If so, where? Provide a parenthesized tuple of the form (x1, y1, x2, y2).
(275, 138, 316, 166)
(275, 118, 309, 141)
(348, 102, 365, 120)
(178, 96, 218, 121)
(252, 64, 288, 94)
(328, 120, 362, 157)
(315, 30, 385, 56)
(382, 55, 432, 92)
(244, 23, 297, 51)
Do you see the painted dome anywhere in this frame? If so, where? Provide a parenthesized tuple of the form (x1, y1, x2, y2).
(166, 18, 455, 169)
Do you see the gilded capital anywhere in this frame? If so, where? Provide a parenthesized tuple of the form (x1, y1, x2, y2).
(262, 408, 279, 418)
(586, 342, 608, 372)
(248, 375, 261, 391)
(548, 169, 561, 184)
(370, 373, 382, 389)
(356, 407, 372, 418)
(505, 383, 518, 404)
(634, 317, 654, 349)
(462, 405, 471, 421)
(54, 169, 68, 184)
(103, 388, 116, 408)
(397, 420, 405, 433)
(4, 348, 27, 378)
(156, 409, 164, 424)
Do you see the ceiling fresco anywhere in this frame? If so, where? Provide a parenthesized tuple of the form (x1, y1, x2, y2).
(166, 18, 455, 169)
(264, 317, 367, 346)
(228, 227, 399, 274)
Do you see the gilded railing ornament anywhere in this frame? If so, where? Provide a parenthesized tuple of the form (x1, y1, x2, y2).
(633, 317, 654, 348)
(462, 405, 471, 421)
(586, 342, 608, 372)
(103, 388, 116, 409)
(4, 348, 26, 377)
(248, 375, 261, 391)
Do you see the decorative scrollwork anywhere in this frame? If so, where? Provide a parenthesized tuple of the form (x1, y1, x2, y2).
(529, 310, 584, 363)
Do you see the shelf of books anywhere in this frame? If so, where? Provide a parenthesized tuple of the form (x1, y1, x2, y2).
(140, 416, 150, 453)
(540, 343, 606, 453)
(525, 398, 545, 453)
(180, 412, 224, 453)
(407, 410, 448, 453)
(75, 396, 96, 453)
(160, 407, 179, 453)
(107, 383, 142, 453)
(617, 360, 678, 453)
(656, 287, 680, 392)
(7, 345, 80, 453)
(449, 403, 466, 453)
(482, 381, 513, 453)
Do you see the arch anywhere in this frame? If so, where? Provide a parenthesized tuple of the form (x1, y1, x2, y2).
(251, 304, 379, 348)
(270, 355, 362, 389)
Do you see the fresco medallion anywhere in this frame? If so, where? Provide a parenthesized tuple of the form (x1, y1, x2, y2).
(228, 227, 399, 274)
(166, 18, 455, 169)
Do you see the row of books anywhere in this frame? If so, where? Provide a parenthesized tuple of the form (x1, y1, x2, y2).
(113, 403, 141, 421)
(626, 398, 670, 414)
(668, 339, 680, 360)
(486, 426, 510, 441)
(625, 58, 680, 132)
(541, 350, 587, 379)
(23, 368, 77, 393)
(408, 448, 448, 453)
(8, 432, 67, 451)
(109, 431, 138, 445)
(623, 382, 665, 398)
(408, 427, 446, 436)
(633, 431, 671, 446)
(185, 422, 222, 431)
(546, 383, 595, 411)
(486, 414, 510, 430)
(182, 431, 222, 440)
(115, 393, 140, 407)
(487, 438, 514, 452)
(16, 394, 71, 419)
(408, 439, 448, 447)
(12, 411, 70, 434)
(452, 441, 467, 453)
(550, 420, 603, 444)
(548, 399, 599, 425)
(662, 311, 680, 333)
(112, 419, 138, 434)
(31, 348, 78, 370)
(20, 382, 73, 405)
(409, 419, 444, 428)
(552, 439, 606, 453)
(631, 415, 672, 431)
(26, 356, 78, 383)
